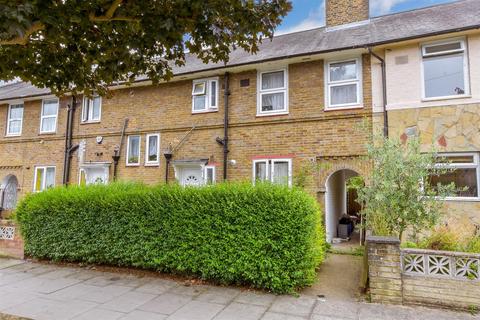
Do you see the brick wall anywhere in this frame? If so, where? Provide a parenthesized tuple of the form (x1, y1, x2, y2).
(367, 236, 480, 310)
(0, 220, 24, 259)
(326, 0, 369, 27)
(0, 55, 373, 202)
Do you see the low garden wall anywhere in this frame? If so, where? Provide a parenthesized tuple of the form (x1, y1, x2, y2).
(0, 219, 24, 259)
(367, 236, 480, 310)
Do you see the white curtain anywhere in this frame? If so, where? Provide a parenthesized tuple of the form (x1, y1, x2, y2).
(41, 117, 56, 132)
(273, 162, 289, 185)
(194, 95, 206, 110)
(148, 136, 158, 161)
(43, 100, 58, 116)
(255, 162, 268, 181)
(45, 168, 55, 189)
(92, 97, 101, 119)
(262, 92, 284, 111)
(330, 84, 357, 105)
(262, 71, 284, 90)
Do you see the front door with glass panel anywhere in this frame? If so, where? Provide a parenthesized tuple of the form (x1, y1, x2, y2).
(181, 167, 204, 186)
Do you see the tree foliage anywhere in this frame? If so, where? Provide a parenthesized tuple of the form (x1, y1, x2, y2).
(349, 136, 456, 239)
(0, 0, 291, 96)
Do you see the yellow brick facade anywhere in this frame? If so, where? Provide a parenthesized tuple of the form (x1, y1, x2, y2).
(0, 55, 373, 211)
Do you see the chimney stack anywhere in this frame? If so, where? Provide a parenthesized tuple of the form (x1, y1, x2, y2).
(326, 0, 369, 28)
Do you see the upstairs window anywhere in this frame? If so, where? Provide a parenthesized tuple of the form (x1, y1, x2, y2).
(6, 104, 23, 136)
(422, 39, 469, 99)
(253, 158, 292, 186)
(40, 99, 59, 133)
(192, 78, 218, 113)
(82, 95, 101, 123)
(257, 69, 288, 115)
(326, 59, 362, 109)
(145, 133, 160, 166)
(126, 135, 141, 166)
(34, 166, 55, 192)
(429, 153, 479, 199)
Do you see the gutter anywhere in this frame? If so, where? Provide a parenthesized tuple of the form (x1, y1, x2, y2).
(368, 48, 389, 137)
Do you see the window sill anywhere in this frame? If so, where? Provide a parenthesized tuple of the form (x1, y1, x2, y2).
(421, 94, 471, 102)
(5, 134, 21, 138)
(192, 109, 218, 114)
(39, 131, 57, 135)
(324, 105, 364, 112)
(80, 120, 101, 125)
(145, 163, 160, 167)
(256, 111, 289, 117)
(439, 197, 480, 202)
(125, 164, 140, 167)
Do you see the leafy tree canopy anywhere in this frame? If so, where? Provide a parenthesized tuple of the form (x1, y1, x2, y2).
(0, 0, 291, 96)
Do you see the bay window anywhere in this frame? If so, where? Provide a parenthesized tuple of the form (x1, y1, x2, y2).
(422, 39, 469, 99)
(192, 78, 218, 113)
(429, 153, 479, 199)
(257, 69, 288, 115)
(6, 104, 23, 136)
(253, 158, 292, 186)
(326, 59, 362, 109)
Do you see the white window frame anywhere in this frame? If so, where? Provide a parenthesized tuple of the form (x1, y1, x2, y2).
(145, 133, 160, 166)
(40, 98, 59, 134)
(204, 165, 216, 185)
(126, 135, 141, 166)
(432, 152, 480, 201)
(421, 38, 470, 101)
(81, 95, 102, 123)
(191, 77, 219, 113)
(6, 103, 24, 136)
(33, 166, 56, 192)
(257, 68, 289, 116)
(325, 58, 363, 110)
(252, 158, 292, 187)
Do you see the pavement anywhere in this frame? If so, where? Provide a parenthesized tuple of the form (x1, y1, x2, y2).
(0, 258, 476, 320)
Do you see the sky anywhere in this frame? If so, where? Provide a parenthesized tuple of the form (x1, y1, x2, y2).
(276, 0, 458, 34)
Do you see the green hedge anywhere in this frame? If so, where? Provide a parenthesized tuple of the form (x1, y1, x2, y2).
(16, 182, 325, 293)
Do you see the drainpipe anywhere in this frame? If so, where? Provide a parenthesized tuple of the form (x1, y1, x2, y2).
(63, 95, 77, 185)
(222, 72, 230, 180)
(368, 48, 389, 137)
(112, 118, 129, 181)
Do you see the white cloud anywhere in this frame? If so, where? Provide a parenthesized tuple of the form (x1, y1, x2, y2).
(370, 0, 409, 15)
(276, 1, 325, 35)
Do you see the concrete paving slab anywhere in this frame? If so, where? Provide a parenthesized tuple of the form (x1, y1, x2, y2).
(261, 312, 307, 320)
(168, 284, 208, 297)
(269, 295, 317, 317)
(119, 310, 167, 320)
(77, 284, 133, 303)
(43, 283, 100, 301)
(1, 276, 81, 294)
(0, 259, 25, 270)
(168, 301, 224, 320)
(234, 291, 276, 307)
(213, 302, 267, 320)
(0, 291, 42, 311)
(195, 286, 240, 305)
(138, 293, 192, 315)
(134, 279, 178, 295)
(313, 300, 359, 319)
(101, 291, 158, 313)
(72, 307, 126, 320)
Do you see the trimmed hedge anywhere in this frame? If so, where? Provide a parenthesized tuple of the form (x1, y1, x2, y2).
(16, 182, 325, 293)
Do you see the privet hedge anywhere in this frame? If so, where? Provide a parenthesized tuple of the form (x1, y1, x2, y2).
(16, 183, 325, 293)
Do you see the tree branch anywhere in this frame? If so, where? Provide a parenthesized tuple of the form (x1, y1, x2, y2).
(89, 0, 138, 22)
(0, 21, 44, 45)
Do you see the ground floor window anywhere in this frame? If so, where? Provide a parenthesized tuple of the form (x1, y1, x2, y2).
(34, 166, 55, 192)
(126, 135, 141, 166)
(79, 164, 110, 185)
(429, 153, 479, 199)
(204, 165, 216, 185)
(253, 158, 292, 186)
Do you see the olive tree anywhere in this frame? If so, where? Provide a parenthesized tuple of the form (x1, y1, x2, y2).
(0, 0, 291, 95)
(349, 137, 456, 239)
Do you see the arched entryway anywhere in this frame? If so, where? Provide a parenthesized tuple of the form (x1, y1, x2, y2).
(0, 174, 19, 211)
(325, 169, 361, 244)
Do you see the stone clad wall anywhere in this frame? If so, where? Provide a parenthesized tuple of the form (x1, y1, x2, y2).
(367, 236, 480, 310)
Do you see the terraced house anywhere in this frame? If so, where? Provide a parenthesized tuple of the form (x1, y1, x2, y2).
(0, 0, 479, 242)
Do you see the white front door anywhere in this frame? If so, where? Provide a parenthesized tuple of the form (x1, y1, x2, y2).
(181, 167, 204, 186)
